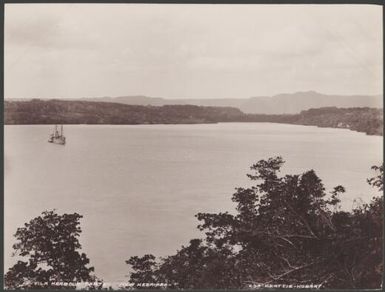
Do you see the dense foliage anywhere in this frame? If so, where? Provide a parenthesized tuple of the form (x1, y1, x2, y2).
(293, 107, 383, 135)
(245, 107, 383, 135)
(126, 158, 383, 289)
(5, 100, 382, 136)
(4, 100, 243, 125)
(5, 211, 96, 289)
(4, 159, 382, 289)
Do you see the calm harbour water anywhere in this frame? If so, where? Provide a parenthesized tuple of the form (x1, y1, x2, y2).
(4, 123, 383, 283)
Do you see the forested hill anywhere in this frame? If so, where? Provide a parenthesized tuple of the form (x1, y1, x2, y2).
(292, 107, 383, 135)
(4, 99, 244, 124)
(4, 100, 383, 136)
(245, 107, 383, 136)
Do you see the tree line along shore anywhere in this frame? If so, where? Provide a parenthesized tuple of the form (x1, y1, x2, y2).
(4, 99, 383, 136)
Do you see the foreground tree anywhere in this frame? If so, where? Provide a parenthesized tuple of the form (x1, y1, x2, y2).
(368, 164, 384, 191)
(5, 210, 96, 289)
(127, 157, 383, 289)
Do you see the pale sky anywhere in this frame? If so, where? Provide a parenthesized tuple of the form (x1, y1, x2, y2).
(4, 4, 383, 99)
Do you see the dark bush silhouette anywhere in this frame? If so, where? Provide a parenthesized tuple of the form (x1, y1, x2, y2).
(127, 157, 383, 289)
(5, 210, 97, 289)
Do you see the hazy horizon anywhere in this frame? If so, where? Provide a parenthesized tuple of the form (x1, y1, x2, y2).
(5, 4, 383, 100)
(4, 90, 383, 101)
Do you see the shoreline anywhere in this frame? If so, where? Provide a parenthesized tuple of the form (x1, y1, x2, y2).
(4, 121, 383, 137)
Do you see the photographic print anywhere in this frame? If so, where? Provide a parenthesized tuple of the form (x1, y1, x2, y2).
(3, 3, 384, 290)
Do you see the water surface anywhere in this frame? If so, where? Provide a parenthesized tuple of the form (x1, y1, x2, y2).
(4, 123, 383, 283)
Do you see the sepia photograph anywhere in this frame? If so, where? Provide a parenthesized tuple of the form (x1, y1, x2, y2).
(3, 3, 384, 290)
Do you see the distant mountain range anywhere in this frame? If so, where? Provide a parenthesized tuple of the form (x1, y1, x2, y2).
(70, 91, 382, 114)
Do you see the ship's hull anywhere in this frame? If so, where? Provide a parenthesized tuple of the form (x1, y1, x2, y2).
(48, 137, 66, 145)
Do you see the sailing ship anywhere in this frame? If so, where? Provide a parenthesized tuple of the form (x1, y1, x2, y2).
(48, 125, 66, 145)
